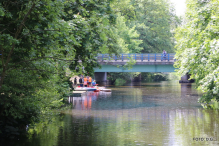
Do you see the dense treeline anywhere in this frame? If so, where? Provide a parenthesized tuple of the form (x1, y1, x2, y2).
(0, 0, 178, 138)
(111, 0, 180, 53)
(174, 0, 219, 109)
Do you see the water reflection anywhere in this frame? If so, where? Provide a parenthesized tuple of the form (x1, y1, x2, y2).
(17, 81, 219, 146)
(69, 91, 112, 110)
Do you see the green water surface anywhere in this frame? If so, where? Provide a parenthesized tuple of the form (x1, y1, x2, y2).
(14, 81, 219, 146)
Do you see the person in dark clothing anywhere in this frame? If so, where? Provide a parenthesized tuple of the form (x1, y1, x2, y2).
(69, 79, 74, 90)
(74, 77, 77, 85)
(79, 77, 83, 87)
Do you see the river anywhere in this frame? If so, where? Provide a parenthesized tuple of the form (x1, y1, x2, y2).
(16, 81, 219, 146)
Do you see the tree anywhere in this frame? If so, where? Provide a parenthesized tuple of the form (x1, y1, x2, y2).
(65, 0, 122, 74)
(110, 0, 143, 53)
(174, 0, 219, 108)
(131, 0, 176, 53)
(0, 0, 120, 137)
(111, 0, 179, 53)
(114, 14, 143, 53)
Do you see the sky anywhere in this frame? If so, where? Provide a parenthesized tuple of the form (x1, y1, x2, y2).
(170, 0, 186, 16)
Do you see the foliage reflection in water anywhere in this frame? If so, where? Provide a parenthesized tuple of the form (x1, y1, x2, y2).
(16, 81, 219, 146)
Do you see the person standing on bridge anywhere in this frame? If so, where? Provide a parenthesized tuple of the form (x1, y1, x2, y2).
(163, 50, 167, 60)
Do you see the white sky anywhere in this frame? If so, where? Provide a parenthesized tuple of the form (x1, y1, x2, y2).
(170, 0, 186, 16)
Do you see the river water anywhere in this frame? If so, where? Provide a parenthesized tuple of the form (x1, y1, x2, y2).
(18, 81, 219, 146)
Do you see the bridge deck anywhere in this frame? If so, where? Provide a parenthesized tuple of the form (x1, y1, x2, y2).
(98, 59, 174, 65)
(94, 53, 176, 72)
(97, 53, 175, 64)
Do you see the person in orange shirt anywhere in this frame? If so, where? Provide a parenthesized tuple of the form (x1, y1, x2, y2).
(83, 77, 88, 87)
(88, 76, 92, 87)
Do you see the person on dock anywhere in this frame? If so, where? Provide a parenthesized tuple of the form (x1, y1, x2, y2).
(92, 80, 96, 86)
(79, 77, 83, 87)
(88, 76, 92, 87)
(74, 77, 77, 85)
(84, 76, 88, 87)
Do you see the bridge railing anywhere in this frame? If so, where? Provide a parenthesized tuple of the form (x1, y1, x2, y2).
(97, 53, 175, 62)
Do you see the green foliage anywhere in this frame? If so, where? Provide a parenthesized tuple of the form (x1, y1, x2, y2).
(129, 0, 177, 53)
(66, 0, 122, 74)
(141, 73, 168, 82)
(111, 0, 178, 54)
(107, 72, 140, 84)
(114, 78, 126, 86)
(113, 14, 143, 53)
(0, 0, 122, 138)
(174, 0, 219, 108)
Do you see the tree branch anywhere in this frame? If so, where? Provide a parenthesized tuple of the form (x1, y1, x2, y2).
(5, 2, 36, 68)
(19, 29, 60, 40)
(0, 2, 36, 90)
(5, 56, 78, 73)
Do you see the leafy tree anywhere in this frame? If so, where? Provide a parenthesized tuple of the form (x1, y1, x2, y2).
(114, 14, 143, 53)
(111, 0, 143, 53)
(131, 0, 176, 53)
(0, 0, 120, 137)
(174, 0, 219, 108)
(112, 0, 180, 54)
(65, 0, 122, 74)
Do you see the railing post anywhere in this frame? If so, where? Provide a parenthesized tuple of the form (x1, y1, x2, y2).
(141, 54, 143, 61)
(148, 54, 150, 61)
(102, 54, 104, 61)
(115, 55, 117, 61)
(122, 54, 123, 61)
(155, 53, 156, 61)
(168, 54, 169, 61)
(135, 54, 136, 60)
